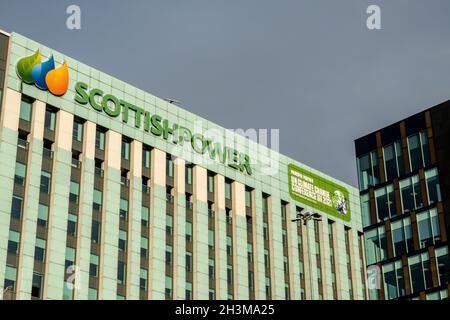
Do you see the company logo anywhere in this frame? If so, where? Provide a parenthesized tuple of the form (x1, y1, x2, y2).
(16, 49, 69, 96)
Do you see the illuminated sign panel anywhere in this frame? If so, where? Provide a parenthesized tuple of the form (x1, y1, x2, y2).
(288, 163, 351, 222)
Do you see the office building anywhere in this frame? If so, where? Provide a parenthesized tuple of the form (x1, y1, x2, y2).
(0, 29, 366, 300)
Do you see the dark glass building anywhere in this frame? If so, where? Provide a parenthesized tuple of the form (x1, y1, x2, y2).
(355, 100, 450, 300)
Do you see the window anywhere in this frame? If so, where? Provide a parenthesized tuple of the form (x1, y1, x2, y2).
(93, 189, 102, 211)
(166, 215, 173, 235)
(209, 259, 215, 279)
(425, 168, 441, 205)
(227, 265, 233, 285)
(435, 246, 450, 286)
(73, 120, 83, 141)
(264, 249, 270, 269)
(263, 222, 269, 241)
(247, 243, 253, 263)
(4, 266, 17, 293)
(185, 282, 192, 300)
(399, 175, 423, 213)
(69, 181, 79, 203)
(7, 230, 20, 255)
(95, 129, 105, 150)
(357, 150, 379, 191)
(245, 189, 252, 208)
(409, 252, 432, 293)
(208, 229, 214, 250)
(408, 131, 431, 172)
(141, 206, 149, 227)
(121, 140, 130, 160)
(166, 157, 174, 177)
(262, 194, 269, 213)
(364, 225, 387, 265)
(118, 229, 127, 251)
(165, 245, 172, 265)
(249, 271, 254, 290)
(225, 180, 232, 200)
(65, 247, 76, 270)
(383, 144, 396, 180)
(284, 256, 289, 273)
(117, 261, 126, 284)
(89, 254, 99, 277)
(185, 165, 193, 185)
(140, 269, 148, 291)
(94, 159, 103, 177)
(11, 195, 23, 220)
(207, 173, 214, 193)
(142, 148, 151, 168)
(165, 276, 173, 299)
(63, 283, 73, 300)
(186, 221, 192, 242)
(141, 236, 148, 258)
(91, 220, 100, 243)
(120, 198, 128, 220)
(14, 162, 26, 185)
(186, 252, 192, 272)
(265, 277, 271, 299)
(282, 230, 288, 248)
(34, 238, 46, 262)
(382, 260, 405, 299)
(44, 109, 56, 131)
(417, 209, 440, 248)
(40, 171, 51, 194)
(66, 213, 77, 236)
(226, 236, 232, 256)
(88, 288, 98, 300)
(360, 193, 371, 227)
(209, 289, 215, 300)
(391, 217, 413, 257)
(37, 203, 49, 227)
(375, 184, 395, 221)
(19, 99, 32, 121)
(31, 273, 43, 298)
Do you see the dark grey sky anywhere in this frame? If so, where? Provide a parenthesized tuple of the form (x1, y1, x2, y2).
(1, 0, 450, 186)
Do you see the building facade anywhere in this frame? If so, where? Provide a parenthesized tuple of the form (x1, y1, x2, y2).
(355, 101, 450, 300)
(0, 30, 366, 300)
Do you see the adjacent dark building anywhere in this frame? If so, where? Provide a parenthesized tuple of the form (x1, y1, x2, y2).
(355, 100, 450, 300)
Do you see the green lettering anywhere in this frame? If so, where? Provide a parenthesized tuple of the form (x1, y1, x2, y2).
(206, 140, 227, 164)
(144, 111, 151, 132)
(74, 82, 89, 104)
(102, 94, 121, 117)
(89, 88, 104, 111)
(228, 149, 240, 170)
(150, 114, 163, 136)
(191, 134, 207, 154)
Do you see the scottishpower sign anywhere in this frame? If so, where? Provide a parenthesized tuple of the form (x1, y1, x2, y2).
(288, 163, 351, 222)
(74, 82, 252, 176)
(15, 50, 253, 176)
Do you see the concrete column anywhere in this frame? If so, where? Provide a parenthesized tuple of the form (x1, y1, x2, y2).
(98, 130, 121, 299)
(214, 174, 227, 299)
(232, 181, 249, 299)
(173, 158, 186, 300)
(74, 121, 95, 300)
(148, 148, 166, 299)
(16, 99, 45, 299)
(0, 89, 21, 294)
(192, 166, 209, 299)
(126, 140, 142, 299)
(44, 110, 74, 299)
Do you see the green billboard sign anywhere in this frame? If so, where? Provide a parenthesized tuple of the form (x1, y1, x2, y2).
(288, 163, 351, 222)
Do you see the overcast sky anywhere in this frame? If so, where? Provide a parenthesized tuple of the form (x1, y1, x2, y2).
(1, 0, 450, 186)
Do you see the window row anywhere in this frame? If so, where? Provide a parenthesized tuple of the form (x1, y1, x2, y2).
(357, 130, 431, 191)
